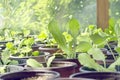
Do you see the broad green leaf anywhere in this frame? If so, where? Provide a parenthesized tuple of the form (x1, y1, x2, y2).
(88, 48, 106, 61)
(48, 20, 73, 58)
(68, 18, 80, 38)
(48, 20, 67, 49)
(78, 53, 95, 68)
(26, 58, 43, 68)
(78, 53, 106, 71)
(90, 33, 106, 45)
(77, 32, 90, 43)
(47, 55, 55, 67)
(76, 41, 92, 52)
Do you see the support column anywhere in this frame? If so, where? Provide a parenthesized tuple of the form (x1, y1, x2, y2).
(97, 0, 109, 30)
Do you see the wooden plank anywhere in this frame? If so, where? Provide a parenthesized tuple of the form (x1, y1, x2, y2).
(97, 0, 109, 30)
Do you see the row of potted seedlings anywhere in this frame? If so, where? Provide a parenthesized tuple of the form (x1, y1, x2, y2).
(0, 18, 120, 79)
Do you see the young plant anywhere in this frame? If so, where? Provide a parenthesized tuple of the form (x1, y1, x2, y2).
(6, 38, 40, 57)
(78, 24, 120, 72)
(48, 18, 80, 59)
(26, 55, 55, 68)
(0, 49, 18, 73)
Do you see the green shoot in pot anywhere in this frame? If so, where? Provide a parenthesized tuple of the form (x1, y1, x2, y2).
(26, 55, 55, 68)
(48, 18, 80, 59)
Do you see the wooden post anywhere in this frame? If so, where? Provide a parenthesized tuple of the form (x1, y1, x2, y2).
(97, 0, 109, 30)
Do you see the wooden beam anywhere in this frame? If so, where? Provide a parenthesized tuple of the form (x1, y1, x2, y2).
(97, 0, 109, 30)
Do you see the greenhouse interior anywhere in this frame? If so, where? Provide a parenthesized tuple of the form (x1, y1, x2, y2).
(0, 0, 120, 80)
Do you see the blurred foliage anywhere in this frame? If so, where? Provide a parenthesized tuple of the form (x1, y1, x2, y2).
(0, 0, 96, 36)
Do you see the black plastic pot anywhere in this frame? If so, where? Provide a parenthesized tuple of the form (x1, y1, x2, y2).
(0, 70, 60, 80)
(79, 66, 96, 72)
(38, 46, 60, 54)
(55, 78, 94, 80)
(10, 52, 50, 64)
(26, 61, 77, 77)
(32, 42, 59, 53)
(70, 72, 120, 80)
(55, 58, 81, 73)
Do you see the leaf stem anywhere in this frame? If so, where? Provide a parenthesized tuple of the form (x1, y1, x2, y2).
(106, 42, 116, 60)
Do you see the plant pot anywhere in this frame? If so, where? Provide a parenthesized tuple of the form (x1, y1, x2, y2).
(55, 78, 94, 80)
(10, 52, 50, 64)
(79, 66, 96, 72)
(96, 59, 115, 66)
(26, 61, 77, 77)
(0, 65, 24, 74)
(55, 58, 81, 73)
(0, 70, 60, 80)
(32, 42, 59, 53)
(31, 44, 44, 51)
(70, 72, 120, 80)
(38, 46, 61, 54)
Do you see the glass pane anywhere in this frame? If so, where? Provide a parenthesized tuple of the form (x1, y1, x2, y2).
(0, 0, 96, 33)
(50, 0, 97, 29)
(110, 0, 120, 21)
(68, 0, 96, 28)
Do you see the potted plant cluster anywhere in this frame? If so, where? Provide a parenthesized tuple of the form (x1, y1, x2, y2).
(4, 37, 50, 64)
(48, 18, 83, 73)
(1, 17, 120, 80)
(0, 47, 24, 74)
(64, 19, 120, 80)
(35, 31, 60, 54)
(25, 56, 77, 77)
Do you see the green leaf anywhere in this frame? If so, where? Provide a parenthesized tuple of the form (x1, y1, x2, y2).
(90, 32, 106, 45)
(76, 41, 92, 52)
(68, 18, 80, 38)
(88, 48, 106, 61)
(48, 20, 66, 49)
(0, 66, 6, 74)
(6, 42, 14, 49)
(26, 58, 43, 68)
(24, 38, 34, 46)
(32, 51, 39, 56)
(47, 55, 55, 67)
(48, 20, 73, 58)
(78, 53, 106, 71)
(78, 53, 95, 67)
